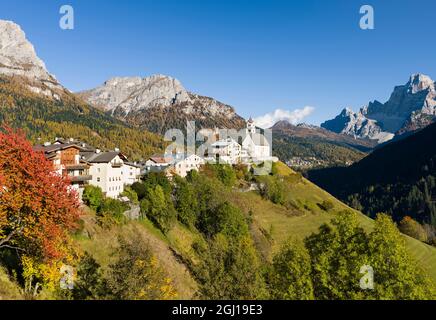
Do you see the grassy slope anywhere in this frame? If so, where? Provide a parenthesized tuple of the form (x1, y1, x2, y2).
(0, 267, 22, 300)
(77, 211, 198, 299)
(234, 162, 436, 282)
(75, 161, 436, 299)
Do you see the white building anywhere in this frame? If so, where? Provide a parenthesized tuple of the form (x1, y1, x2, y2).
(84, 151, 127, 198)
(242, 118, 273, 161)
(173, 154, 205, 178)
(143, 156, 172, 174)
(210, 138, 242, 164)
(122, 162, 141, 185)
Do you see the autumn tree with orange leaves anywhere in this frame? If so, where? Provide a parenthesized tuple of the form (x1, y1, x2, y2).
(0, 126, 80, 263)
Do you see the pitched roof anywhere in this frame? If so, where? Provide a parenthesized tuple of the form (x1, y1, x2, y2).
(85, 152, 121, 163)
(33, 144, 87, 159)
(124, 161, 141, 168)
(149, 156, 172, 164)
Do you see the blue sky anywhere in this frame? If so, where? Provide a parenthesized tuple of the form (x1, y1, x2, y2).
(1, 0, 436, 125)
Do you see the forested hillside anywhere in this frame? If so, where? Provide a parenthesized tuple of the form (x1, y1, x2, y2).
(271, 121, 374, 169)
(2, 130, 435, 300)
(308, 121, 436, 236)
(0, 76, 165, 160)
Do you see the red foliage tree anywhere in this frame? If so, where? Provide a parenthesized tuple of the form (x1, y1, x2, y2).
(0, 126, 80, 262)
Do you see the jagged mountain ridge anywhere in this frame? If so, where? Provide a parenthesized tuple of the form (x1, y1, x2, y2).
(78, 75, 246, 134)
(0, 20, 63, 97)
(272, 120, 377, 150)
(321, 73, 436, 143)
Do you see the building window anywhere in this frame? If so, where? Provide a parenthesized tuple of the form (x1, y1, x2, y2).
(97, 177, 100, 182)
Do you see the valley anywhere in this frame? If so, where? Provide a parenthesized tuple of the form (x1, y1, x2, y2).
(0, 16, 436, 302)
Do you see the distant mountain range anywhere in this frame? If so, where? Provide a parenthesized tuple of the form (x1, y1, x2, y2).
(3, 18, 436, 171)
(322, 73, 436, 143)
(78, 75, 246, 134)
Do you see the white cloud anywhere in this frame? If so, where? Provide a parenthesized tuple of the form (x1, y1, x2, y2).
(253, 106, 315, 128)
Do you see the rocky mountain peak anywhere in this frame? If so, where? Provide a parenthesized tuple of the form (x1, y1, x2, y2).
(323, 73, 436, 143)
(407, 73, 435, 94)
(339, 107, 354, 117)
(0, 20, 56, 83)
(79, 74, 245, 133)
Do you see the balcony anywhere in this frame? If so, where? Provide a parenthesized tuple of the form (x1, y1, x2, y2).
(65, 164, 89, 170)
(70, 175, 92, 182)
(111, 162, 123, 168)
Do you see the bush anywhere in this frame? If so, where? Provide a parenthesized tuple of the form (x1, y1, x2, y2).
(399, 216, 428, 242)
(142, 185, 176, 233)
(258, 176, 285, 205)
(82, 185, 104, 211)
(193, 234, 267, 299)
(105, 233, 177, 300)
(98, 198, 129, 223)
(174, 177, 198, 228)
(268, 238, 314, 299)
(121, 186, 139, 204)
(318, 200, 334, 212)
(198, 201, 248, 238)
(72, 252, 104, 300)
(131, 182, 147, 200)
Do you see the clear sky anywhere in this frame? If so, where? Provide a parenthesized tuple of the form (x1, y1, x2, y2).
(1, 0, 436, 125)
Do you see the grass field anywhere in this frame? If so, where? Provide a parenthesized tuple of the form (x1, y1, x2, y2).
(233, 162, 436, 283)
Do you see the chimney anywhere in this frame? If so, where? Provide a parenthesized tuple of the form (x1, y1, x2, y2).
(114, 147, 120, 152)
(44, 142, 51, 146)
(95, 149, 101, 154)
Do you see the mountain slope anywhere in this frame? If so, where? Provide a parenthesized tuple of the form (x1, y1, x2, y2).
(236, 163, 436, 282)
(308, 120, 436, 225)
(0, 20, 165, 160)
(271, 121, 375, 169)
(0, 75, 165, 160)
(322, 73, 436, 142)
(75, 161, 436, 293)
(79, 75, 246, 134)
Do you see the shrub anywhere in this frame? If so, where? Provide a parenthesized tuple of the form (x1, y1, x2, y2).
(105, 233, 177, 300)
(399, 216, 428, 242)
(98, 198, 129, 223)
(174, 177, 198, 228)
(142, 185, 176, 233)
(318, 200, 334, 212)
(82, 185, 104, 211)
(121, 186, 139, 204)
(268, 238, 314, 299)
(131, 182, 147, 200)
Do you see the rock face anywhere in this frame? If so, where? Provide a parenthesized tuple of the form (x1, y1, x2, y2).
(0, 20, 54, 82)
(321, 108, 394, 143)
(321, 73, 436, 143)
(0, 20, 63, 95)
(79, 75, 246, 133)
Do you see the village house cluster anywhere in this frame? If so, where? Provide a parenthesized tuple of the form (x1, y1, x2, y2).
(33, 119, 277, 200)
